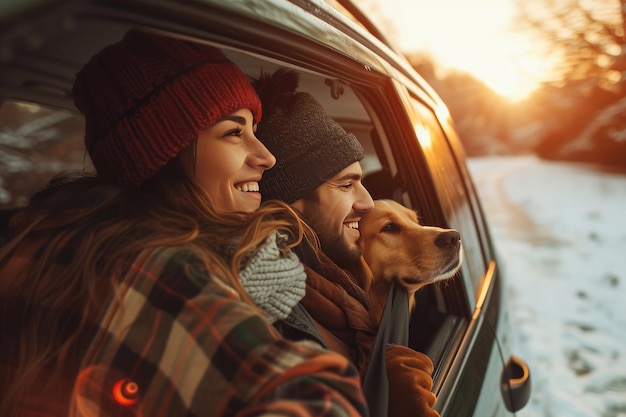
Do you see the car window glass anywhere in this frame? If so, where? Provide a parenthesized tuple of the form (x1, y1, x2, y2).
(408, 97, 487, 300)
(0, 99, 89, 209)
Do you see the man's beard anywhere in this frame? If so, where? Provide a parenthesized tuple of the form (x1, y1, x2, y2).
(319, 232, 361, 270)
(298, 200, 361, 269)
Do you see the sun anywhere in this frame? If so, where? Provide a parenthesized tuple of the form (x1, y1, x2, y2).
(443, 30, 557, 102)
(472, 64, 539, 102)
(365, 0, 559, 102)
(469, 52, 552, 101)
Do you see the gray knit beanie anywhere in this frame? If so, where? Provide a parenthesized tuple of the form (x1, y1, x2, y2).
(254, 69, 364, 204)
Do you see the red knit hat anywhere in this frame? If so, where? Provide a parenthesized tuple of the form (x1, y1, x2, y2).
(72, 30, 262, 187)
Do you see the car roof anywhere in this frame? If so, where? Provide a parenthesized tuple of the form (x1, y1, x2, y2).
(0, 0, 442, 111)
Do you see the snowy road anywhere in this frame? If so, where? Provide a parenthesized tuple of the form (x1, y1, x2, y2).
(468, 155, 626, 417)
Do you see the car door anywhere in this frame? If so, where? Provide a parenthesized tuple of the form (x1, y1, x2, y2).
(376, 79, 529, 415)
(349, 75, 518, 415)
(222, 34, 522, 411)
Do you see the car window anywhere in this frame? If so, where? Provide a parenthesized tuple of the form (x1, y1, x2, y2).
(408, 97, 489, 302)
(0, 42, 471, 379)
(0, 99, 89, 209)
(226, 46, 471, 357)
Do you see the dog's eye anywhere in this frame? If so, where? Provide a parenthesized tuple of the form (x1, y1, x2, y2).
(380, 222, 399, 233)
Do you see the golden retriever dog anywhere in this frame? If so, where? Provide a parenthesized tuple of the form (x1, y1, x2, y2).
(358, 199, 463, 323)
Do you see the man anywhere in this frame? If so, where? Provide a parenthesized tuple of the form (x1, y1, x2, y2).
(254, 69, 439, 417)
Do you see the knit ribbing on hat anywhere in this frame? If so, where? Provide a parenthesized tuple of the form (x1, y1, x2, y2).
(257, 92, 364, 204)
(73, 30, 261, 186)
(239, 231, 307, 322)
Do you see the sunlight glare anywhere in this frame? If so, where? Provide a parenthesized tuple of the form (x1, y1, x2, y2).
(474, 35, 558, 101)
(362, 0, 561, 101)
(415, 123, 432, 149)
(471, 53, 548, 101)
(438, 33, 555, 101)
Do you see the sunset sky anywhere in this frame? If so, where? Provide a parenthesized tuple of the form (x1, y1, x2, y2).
(359, 0, 560, 100)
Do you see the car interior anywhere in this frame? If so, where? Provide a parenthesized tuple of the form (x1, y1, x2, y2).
(1, 22, 466, 385)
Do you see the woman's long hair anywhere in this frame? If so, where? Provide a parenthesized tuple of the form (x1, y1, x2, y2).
(0, 150, 317, 415)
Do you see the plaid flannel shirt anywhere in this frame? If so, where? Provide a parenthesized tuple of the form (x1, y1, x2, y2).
(2, 239, 368, 416)
(71, 245, 369, 416)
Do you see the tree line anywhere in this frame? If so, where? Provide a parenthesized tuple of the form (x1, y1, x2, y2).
(408, 0, 626, 169)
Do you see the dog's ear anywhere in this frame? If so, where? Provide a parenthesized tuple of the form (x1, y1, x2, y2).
(351, 256, 374, 292)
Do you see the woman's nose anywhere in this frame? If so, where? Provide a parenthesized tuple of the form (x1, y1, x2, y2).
(251, 136, 276, 170)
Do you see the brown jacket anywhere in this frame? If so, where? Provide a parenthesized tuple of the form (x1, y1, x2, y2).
(294, 244, 378, 377)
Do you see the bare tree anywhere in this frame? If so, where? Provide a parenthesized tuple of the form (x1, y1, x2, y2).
(515, 0, 625, 92)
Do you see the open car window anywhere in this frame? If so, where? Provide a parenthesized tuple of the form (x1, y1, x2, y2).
(0, 100, 89, 209)
(1, 36, 483, 391)
(228, 50, 480, 380)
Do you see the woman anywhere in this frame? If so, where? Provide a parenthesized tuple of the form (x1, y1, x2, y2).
(0, 30, 367, 416)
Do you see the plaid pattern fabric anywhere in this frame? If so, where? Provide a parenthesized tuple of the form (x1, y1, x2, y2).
(69, 246, 369, 416)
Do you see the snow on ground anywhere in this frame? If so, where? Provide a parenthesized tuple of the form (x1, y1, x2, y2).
(467, 155, 626, 417)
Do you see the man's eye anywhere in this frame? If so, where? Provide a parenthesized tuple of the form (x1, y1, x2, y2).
(340, 183, 353, 189)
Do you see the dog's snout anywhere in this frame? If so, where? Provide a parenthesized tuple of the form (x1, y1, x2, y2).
(435, 230, 460, 249)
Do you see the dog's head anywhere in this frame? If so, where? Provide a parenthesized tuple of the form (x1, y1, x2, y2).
(358, 199, 463, 294)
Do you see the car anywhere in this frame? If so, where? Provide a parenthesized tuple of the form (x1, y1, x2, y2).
(0, 0, 531, 415)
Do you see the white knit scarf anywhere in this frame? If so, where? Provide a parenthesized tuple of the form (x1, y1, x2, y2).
(239, 231, 306, 322)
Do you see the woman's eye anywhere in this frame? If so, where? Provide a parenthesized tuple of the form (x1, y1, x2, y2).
(225, 127, 243, 137)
